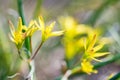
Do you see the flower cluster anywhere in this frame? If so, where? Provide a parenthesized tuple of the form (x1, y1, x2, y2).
(59, 16, 110, 75)
(9, 16, 63, 53)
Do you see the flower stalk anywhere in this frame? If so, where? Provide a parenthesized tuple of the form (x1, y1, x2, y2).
(61, 70, 72, 80)
(30, 41, 44, 60)
(61, 67, 81, 80)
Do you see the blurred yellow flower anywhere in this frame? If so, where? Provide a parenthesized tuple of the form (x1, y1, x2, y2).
(59, 16, 77, 39)
(81, 59, 97, 75)
(59, 16, 100, 60)
(64, 40, 79, 60)
(35, 16, 64, 42)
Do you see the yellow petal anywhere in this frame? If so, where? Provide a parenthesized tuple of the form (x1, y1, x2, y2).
(81, 60, 97, 74)
(91, 57, 102, 62)
(50, 31, 64, 37)
(26, 27, 32, 36)
(45, 22, 55, 34)
(87, 34, 97, 51)
(28, 20, 35, 28)
(38, 16, 45, 30)
(47, 21, 55, 32)
(17, 17, 23, 32)
(27, 27, 38, 36)
(9, 34, 18, 44)
(93, 52, 110, 58)
(93, 44, 104, 52)
(8, 20, 15, 37)
(34, 20, 41, 30)
(26, 20, 38, 36)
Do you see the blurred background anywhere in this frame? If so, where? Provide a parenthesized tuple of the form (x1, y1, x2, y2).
(0, 0, 120, 80)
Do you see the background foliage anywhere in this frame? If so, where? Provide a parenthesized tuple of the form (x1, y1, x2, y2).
(0, 0, 120, 80)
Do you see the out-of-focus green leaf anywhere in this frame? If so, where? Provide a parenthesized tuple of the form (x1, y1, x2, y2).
(33, 0, 43, 19)
(85, 0, 120, 26)
(0, 29, 12, 80)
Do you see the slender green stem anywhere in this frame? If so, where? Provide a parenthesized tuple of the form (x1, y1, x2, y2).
(94, 54, 120, 69)
(17, 49, 23, 60)
(17, 0, 31, 55)
(33, 0, 43, 19)
(30, 42, 44, 60)
(71, 67, 81, 74)
(30, 37, 32, 53)
(25, 37, 31, 56)
(61, 70, 72, 80)
(17, 0, 26, 25)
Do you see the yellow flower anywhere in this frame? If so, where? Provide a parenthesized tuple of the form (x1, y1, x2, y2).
(81, 59, 97, 75)
(83, 34, 110, 62)
(9, 17, 26, 49)
(80, 34, 110, 75)
(9, 17, 38, 49)
(35, 16, 64, 42)
(26, 20, 38, 36)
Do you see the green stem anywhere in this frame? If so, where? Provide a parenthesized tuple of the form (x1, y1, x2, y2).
(94, 54, 120, 69)
(17, 0, 31, 56)
(33, 0, 43, 19)
(17, 0, 26, 25)
(61, 67, 81, 80)
(25, 37, 31, 57)
(17, 49, 23, 60)
(30, 37, 32, 53)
